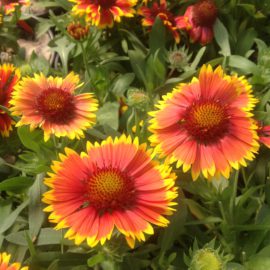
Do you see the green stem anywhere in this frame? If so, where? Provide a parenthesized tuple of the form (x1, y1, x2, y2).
(79, 42, 91, 81)
(134, 108, 140, 137)
(229, 171, 239, 223)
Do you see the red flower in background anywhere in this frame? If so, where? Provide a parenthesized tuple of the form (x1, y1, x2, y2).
(0, 64, 20, 137)
(258, 124, 270, 148)
(69, 0, 137, 28)
(139, 1, 181, 43)
(176, 0, 218, 45)
(0, 0, 30, 15)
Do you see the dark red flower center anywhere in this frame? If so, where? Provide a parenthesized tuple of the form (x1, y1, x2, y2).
(36, 88, 76, 124)
(3, 0, 18, 4)
(94, 0, 116, 9)
(192, 0, 218, 27)
(67, 22, 89, 40)
(86, 168, 136, 213)
(152, 3, 175, 25)
(183, 101, 229, 144)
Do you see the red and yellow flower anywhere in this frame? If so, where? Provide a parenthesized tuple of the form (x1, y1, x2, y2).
(176, 0, 218, 45)
(43, 135, 177, 248)
(10, 72, 98, 141)
(149, 65, 259, 180)
(0, 0, 30, 15)
(0, 252, 28, 270)
(258, 124, 270, 148)
(0, 64, 20, 137)
(139, 0, 180, 43)
(69, 0, 137, 28)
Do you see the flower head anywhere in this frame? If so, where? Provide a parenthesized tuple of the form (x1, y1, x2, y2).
(0, 64, 20, 137)
(0, 252, 28, 270)
(0, 0, 30, 15)
(10, 72, 98, 141)
(258, 124, 270, 148)
(43, 135, 177, 248)
(176, 0, 218, 45)
(67, 21, 90, 41)
(69, 0, 137, 28)
(149, 65, 259, 180)
(139, 1, 180, 43)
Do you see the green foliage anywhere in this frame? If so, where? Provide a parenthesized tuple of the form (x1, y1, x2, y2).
(1, 0, 270, 269)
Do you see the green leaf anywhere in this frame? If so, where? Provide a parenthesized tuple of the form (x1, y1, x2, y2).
(226, 262, 246, 270)
(97, 102, 120, 130)
(6, 228, 73, 246)
(29, 173, 46, 240)
(17, 126, 42, 153)
(214, 19, 231, 56)
(111, 73, 135, 96)
(128, 50, 147, 87)
(0, 199, 29, 234)
(149, 17, 166, 55)
(228, 55, 258, 74)
(0, 177, 34, 193)
(87, 253, 106, 267)
(191, 47, 206, 69)
(159, 189, 187, 253)
(235, 28, 257, 56)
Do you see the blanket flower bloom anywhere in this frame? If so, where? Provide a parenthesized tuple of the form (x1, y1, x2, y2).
(176, 0, 217, 45)
(0, 64, 20, 137)
(258, 124, 270, 148)
(67, 21, 90, 41)
(10, 72, 98, 141)
(43, 135, 177, 248)
(69, 0, 137, 28)
(149, 65, 259, 180)
(0, 252, 28, 270)
(139, 1, 180, 43)
(0, 0, 30, 15)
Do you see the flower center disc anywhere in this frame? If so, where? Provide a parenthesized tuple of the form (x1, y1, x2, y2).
(95, 0, 116, 9)
(192, 0, 218, 27)
(36, 88, 75, 124)
(184, 101, 229, 144)
(87, 168, 136, 212)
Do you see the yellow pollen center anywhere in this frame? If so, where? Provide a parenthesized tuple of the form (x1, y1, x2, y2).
(92, 171, 124, 197)
(184, 101, 229, 144)
(43, 92, 66, 110)
(86, 168, 136, 212)
(193, 103, 224, 129)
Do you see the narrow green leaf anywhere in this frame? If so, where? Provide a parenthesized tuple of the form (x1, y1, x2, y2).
(228, 55, 258, 74)
(214, 19, 231, 56)
(111, 73, 135, 96)
(149, 17, 166, 55)
(29, 173, 46, 240)
(0, 199, 29, 234)
(87, 253, 106, 267)
(0, 177, 34, 193)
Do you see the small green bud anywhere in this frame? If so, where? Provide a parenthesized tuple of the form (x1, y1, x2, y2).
(190, 248, 222, 270)
(126, 88, 149, 111)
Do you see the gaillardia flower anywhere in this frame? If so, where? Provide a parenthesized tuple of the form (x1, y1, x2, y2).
(10, 72, 98, 141)
(0, 0, 30, 15)
(43, 135, 177, 248)
(176, 0, 218, 45)
(258, 124, 270, 148)
(139, 1, 180, 43)
(0, 64, 20, 137)
(67, 21, 90, 41)
(69, 0, 137, 28)
(0, 252, 28, 270)
(149, 65, 259, 180)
